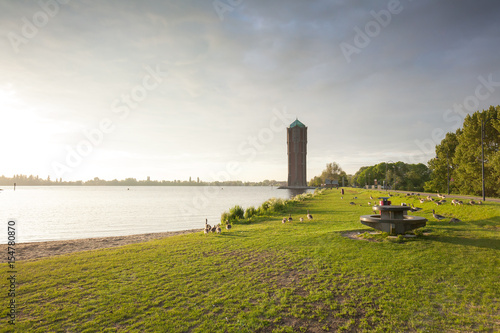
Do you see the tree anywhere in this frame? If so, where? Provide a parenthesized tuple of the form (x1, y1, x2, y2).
(309, 162, 348, 186)
(452, 106, 499, 196)
(424, 130, 460, 194)
(353, 161, 430, 191)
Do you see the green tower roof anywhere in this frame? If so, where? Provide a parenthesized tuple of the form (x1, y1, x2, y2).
(289, 118, 306, 128)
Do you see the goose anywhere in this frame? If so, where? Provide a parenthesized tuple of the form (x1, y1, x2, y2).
(211, 225, 217, 233)
(368, 202, 372, 206)
(226, 221, 232, 230)
(449, 217, 461, 224)
(307, 210, 313, 220)
(419, 199, 425, 204)
(299, 217, 304, 222)
(369, 195, 374, 200)
(282, 217, 287, 223)
(216, 225, 221, 233)
(410, 204, 422, 212)
(432, 209, 446, 221)
(288, 214, 293, 222)
(349, 202, 356, 205)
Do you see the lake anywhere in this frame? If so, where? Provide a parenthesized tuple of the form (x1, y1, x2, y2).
(0, 186, 313, 244)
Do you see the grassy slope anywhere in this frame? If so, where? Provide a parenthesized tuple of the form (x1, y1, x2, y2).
(3, 188, 499, 332)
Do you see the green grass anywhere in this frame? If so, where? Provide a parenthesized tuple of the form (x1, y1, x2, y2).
(3, 188, 499, 332)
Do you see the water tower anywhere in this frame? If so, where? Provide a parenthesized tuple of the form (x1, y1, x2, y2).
(287, 119, 307, 187)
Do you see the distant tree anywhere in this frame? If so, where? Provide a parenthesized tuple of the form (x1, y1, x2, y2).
(353, 161, 430, 191)
(309, 162, 348, 186)
(424, 130, 460, 194)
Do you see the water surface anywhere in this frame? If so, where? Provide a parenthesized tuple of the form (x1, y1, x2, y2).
(0, 186, 312, 243)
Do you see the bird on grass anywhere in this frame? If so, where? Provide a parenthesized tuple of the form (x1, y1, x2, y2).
(204, 219, 211, 234)
(225, 220, 232, 230)
(370, 195, 374, 200)
(282, 217, 287, 223)
(216, 224, 221, 234)
(349, 202, 356, 205)
(410, 204, 422, 212)
(288, 214, 293, 222)
(432, 209, 446, 221)
(299, 217, 304, 222)
(307, 210, 313, 220)
(449, 217, 461, 224)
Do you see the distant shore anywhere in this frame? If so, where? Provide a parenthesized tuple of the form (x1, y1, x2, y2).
(0, 229, 202, 263)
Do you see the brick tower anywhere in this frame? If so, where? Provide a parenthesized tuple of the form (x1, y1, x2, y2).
(287, 119, 307, 187)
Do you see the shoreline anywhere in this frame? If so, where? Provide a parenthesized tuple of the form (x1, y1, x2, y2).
(0, 229, 202, 263)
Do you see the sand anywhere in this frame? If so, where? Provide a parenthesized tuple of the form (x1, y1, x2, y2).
(0, 229, 202, 263)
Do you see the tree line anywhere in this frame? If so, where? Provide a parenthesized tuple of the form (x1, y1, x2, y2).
(309, 105, 499, 197)
(425, 105, 499, 197)
(309, 161, 430, 191)
(0, 175, 286, 187)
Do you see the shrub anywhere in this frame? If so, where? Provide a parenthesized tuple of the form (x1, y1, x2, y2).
(220, 211, 230, 224)
(267, 198, 288, 213)
(229, 205, 245, 220)
(244, 206, 257, 219)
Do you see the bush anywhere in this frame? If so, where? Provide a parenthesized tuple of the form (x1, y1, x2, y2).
(220, 211, 230, 224)
(244, 206, 257, 219)
(267, 198, 288, 213)
(229, 205, 245, 220)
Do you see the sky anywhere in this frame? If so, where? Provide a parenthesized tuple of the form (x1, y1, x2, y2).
(1, 0, 500, 182)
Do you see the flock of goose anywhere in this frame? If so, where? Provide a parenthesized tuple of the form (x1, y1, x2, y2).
(204, 218, 232, 234)
(281, 210, 313, 223)
(344, 191, 484, 224)
(205, 191, 482, 233)
(204, 209, 314, 234)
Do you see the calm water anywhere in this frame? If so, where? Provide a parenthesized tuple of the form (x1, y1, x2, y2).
(0, 186, 312, 244)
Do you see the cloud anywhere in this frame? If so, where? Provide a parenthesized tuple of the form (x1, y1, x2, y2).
(1, 0, 500, 180)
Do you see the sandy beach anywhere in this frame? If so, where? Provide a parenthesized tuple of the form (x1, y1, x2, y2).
(1, 229, 202, 263)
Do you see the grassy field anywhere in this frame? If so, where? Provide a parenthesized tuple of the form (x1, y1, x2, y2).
(3, 188, 499, 332)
